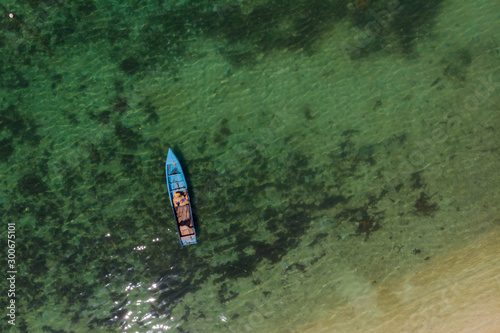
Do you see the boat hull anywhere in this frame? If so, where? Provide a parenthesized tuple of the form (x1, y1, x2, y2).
(165, 149, 197, 246)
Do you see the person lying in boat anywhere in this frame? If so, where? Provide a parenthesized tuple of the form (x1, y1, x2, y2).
(173, 191, 189, 207)
(179, 219, 193, 228)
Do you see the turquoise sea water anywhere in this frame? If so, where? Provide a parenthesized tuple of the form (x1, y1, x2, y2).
(1, 0, 499, 332)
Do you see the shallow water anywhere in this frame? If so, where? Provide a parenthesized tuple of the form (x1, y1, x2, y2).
(1, 0, 499, 332)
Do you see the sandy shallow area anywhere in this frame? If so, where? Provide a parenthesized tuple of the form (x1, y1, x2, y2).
(295, 226, 500, 333)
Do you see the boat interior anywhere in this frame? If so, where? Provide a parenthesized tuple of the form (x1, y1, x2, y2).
(173, 190, 195, 237)
(168, 162, 196, 244)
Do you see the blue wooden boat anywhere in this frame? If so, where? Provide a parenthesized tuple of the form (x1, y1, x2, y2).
(166, 149, 197, 246)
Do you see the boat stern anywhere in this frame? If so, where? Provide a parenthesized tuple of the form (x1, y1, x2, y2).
(180, 234, 197, 246)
